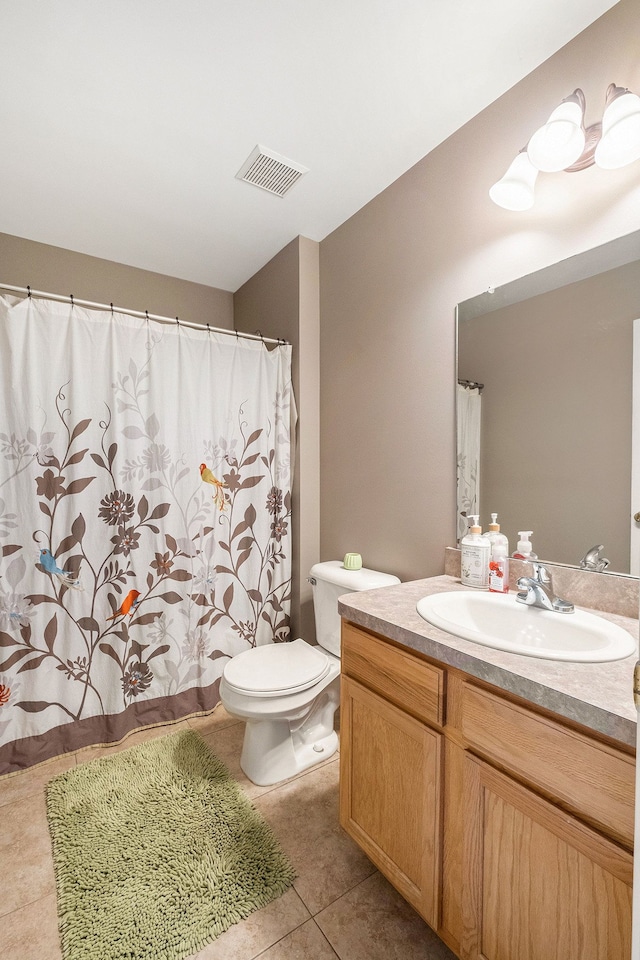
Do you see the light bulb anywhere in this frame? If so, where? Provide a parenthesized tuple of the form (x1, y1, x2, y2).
(526, 90, 586, 173)
(595, 85, 640, 169)
(489, 152, 538, 211)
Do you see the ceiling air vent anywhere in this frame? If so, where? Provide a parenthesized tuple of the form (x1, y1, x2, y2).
(236, 144, 308, 197)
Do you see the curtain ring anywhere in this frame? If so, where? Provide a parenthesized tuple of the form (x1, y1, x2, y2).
(27, 285, 31, 299)
(110, 302, 114, 315)
(70, 294, 74, 307)
(145, 310, 149, 321)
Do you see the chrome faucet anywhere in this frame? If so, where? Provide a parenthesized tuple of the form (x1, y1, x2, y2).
(579, 544, 610, 572)
(516, 562, 574, 614)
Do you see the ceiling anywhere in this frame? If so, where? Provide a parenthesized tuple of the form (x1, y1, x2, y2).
(0, 1, 620, 292)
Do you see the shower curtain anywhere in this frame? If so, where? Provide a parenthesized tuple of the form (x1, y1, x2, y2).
(456, 382, 482, 542)
(0, 295, 295, 774)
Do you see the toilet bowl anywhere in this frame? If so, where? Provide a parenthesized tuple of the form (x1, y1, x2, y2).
(219, 560, 400, 786)
(220, 638, 341, 786)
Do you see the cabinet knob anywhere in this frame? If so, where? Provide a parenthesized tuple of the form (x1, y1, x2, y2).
(634, 512, 640, 523)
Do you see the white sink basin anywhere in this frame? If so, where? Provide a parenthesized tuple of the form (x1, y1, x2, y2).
(416, 591, 636, 662)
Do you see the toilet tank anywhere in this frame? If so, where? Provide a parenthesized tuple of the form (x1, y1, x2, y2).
(309, 560, 400, 657)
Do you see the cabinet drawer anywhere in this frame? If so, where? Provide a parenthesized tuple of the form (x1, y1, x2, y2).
(461, 682, 634, 847)
(341, 621, 444, 727)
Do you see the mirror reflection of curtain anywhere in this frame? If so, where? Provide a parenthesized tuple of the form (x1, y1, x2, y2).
(456, 383, 482, 542)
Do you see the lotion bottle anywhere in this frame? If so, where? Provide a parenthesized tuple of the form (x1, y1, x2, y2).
(461, 516, 490, 589)
(483, 513, 509, 554)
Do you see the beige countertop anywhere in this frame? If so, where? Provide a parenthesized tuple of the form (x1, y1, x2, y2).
(338, 575, 638, 749)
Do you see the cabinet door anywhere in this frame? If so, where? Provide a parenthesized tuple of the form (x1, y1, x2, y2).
(462, 755, 632, 960)
(340, 675, 442, 928)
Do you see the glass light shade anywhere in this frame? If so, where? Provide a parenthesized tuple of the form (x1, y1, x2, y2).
(489, 152, 538, 211)
(526, 99, 586, 172)
(595, 90, 640, 169)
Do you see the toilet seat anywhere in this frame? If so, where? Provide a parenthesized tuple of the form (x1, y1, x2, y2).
(222, 638, 331, 698)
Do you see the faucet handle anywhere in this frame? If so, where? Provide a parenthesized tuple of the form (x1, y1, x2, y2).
(530, 561, 551, 584)
(579, 544, 610, 572)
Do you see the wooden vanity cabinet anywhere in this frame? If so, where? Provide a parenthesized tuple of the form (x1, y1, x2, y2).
(339, 620, 635, 960)
(463, 755, 632, 960)
(339, 622, 444, 927)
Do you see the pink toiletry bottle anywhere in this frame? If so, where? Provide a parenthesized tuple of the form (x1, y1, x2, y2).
(488, 540, 509, 594)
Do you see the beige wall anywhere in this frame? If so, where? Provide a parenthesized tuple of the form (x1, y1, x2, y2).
(459, 260, 640, 573)
(234, 237, 320, 641)
(0, 232, 233, 326)
(319, 0, 640, 583)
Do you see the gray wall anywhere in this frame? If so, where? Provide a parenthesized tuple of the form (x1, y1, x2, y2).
(0, 232, 233, 326)
(234, 237, 320, 641)
(458, 260, 640, 573)
(319, 0, 640, 583)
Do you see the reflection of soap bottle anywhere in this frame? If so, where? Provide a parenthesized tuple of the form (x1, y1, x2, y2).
(461, 516, 490, 589)
(489, 540, 509, 593)
(512, 531, 537, 560)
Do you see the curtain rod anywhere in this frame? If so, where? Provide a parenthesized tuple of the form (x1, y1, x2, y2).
(0, 282, 289, 346)
(457, 378, 484, 392)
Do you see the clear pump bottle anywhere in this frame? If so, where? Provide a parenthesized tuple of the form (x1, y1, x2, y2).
(483, 513, 509, 553)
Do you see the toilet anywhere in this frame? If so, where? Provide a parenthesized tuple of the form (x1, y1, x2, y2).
(219, 559, 400, 786)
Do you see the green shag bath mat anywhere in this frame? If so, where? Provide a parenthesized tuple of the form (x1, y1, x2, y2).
(46, 730, 295, 960)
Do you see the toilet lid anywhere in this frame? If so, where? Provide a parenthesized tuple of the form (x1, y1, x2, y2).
(223, 638, 331, 697)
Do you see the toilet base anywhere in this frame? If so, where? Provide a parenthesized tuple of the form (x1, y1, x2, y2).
(239, 681, 340, 786)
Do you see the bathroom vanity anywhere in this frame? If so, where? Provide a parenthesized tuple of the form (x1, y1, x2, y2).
(338, 573, 637, 960)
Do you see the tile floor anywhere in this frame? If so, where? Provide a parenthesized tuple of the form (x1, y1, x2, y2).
(1, 707, 455, 960)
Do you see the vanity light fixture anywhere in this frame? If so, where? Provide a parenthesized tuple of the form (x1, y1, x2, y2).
(490, 83, 640, 211)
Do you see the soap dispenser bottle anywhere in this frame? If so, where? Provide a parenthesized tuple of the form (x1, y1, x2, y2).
(483, 513, 509, 553)
(512, 531, 537, 560)
(461, 516, 490, 589)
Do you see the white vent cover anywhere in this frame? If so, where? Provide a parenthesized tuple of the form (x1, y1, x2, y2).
(236, 144, 308, 197)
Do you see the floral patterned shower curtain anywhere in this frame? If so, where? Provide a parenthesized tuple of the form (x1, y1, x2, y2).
(0, 295, 295, 774)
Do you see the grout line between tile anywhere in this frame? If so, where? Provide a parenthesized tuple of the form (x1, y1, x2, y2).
(0, 887, 58, 923)
(309, 865, 379, 918)
(310, 918, 341, 959)
(249, 917, 308, 959)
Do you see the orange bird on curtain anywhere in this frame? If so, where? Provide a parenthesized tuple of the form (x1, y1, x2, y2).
(199, 463, 228, 510)
(106, 589, 141, 620)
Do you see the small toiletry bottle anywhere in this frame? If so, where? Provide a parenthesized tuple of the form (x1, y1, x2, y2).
(461, 516, 490, 589)
(489, 541, 509, 594)
(512, 531, 537, 560)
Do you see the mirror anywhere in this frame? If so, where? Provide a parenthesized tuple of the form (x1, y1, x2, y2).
(456, 229, 640, 576)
